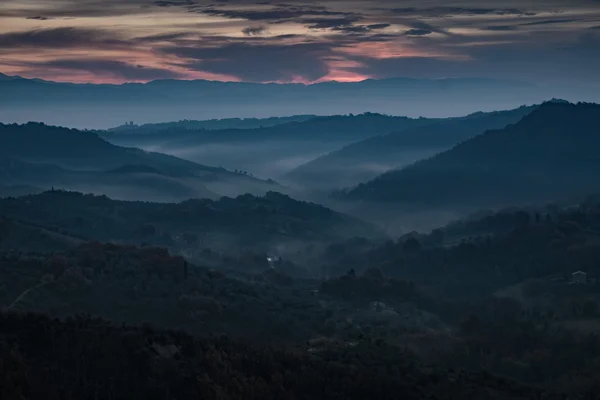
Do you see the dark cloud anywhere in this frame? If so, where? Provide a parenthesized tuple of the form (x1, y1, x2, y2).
(332, 25, 371, 34)
(242, 26, 268, 36)
(0, 0, 154, 18)
(197, 4, 346, 23)
(310, 21, 389, 34)
(519, 19, 578, 26)
(134, 32, 192, 43)
(389, 7, 531, 17)
(484, 25, 518, 31)
(367, 24, 391, 30)
(405, 29, 433, 36)
(154, 0, 194, 7)
(304, 16, 361, 29)
(191, 2, 360, 27)
(31, 59, 184, 80)
(0, 27, 126, 49)
(347, 32, 600, 85)
(162, 42, 333, 82)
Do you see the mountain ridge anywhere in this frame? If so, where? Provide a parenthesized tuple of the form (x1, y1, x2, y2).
(286, 104, 537, 189)
(0, 74, 565, 129)
(0, 122, 280, 200)
(337, 101, 600, 209)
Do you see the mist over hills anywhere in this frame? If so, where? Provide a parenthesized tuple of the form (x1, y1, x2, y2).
(0, 122, 279, 201)
(5, 0, 600, 394)
(4, 73, 600, 399)
(102, 113, 438, 179)
(338, 102, 600, 210)
(287, 105, 536, 189)
(1, 73, 590, 129)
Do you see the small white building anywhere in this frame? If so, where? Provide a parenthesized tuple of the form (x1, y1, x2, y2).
(572, 271, 588, 284)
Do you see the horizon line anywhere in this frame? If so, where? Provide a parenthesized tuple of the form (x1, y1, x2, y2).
(0, 72, 535, 87)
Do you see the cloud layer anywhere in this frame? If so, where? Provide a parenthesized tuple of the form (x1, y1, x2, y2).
(0, 0, 599, 85)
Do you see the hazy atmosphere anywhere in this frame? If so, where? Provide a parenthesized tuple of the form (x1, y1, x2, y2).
(2, 1, 600, 399)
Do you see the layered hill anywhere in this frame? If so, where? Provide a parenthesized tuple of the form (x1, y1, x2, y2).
(287, 105, 536, 189)
(108, 114, 317, 133)
(338, 102, 600, 209)
(0, 190, 383, 253)
(101, 113, 438, 179)
(0, 123, 278, 200)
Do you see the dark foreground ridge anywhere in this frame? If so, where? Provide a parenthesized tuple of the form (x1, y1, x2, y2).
(0, 311, 555, 400)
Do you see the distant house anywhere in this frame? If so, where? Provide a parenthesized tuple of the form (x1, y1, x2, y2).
(266, 256, 282, 268)
(572, 271, 588, 284)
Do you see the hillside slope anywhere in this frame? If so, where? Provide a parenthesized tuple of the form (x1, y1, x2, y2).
(0, 190, 384, 252)
(101, 113, 439, 178)
(0, 312, 553, 400)
(287, 105, 535, 189)
(0, 123, 278, 199)
(339, 102, 600, 208)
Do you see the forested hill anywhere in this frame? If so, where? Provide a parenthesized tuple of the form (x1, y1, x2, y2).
(0, 122, 231, 174)
(102, 113, 438, 146)
(0, 311, 555, 400)
(338, 102, 600, 208)
(0, 190, 383, 251)
(0, 122, 283, 200)
(109, 115, 317, 133)
(286, 105, 535, 189)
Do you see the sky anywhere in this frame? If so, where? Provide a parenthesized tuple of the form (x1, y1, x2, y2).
(0, 0, 599, 85)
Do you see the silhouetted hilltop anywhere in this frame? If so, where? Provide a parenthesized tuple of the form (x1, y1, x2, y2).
(103, 113, 437, 146)
(0, 122, 221, 173)
(287, 105, 535, 189)
(338, 102, 600, 208)
(0, 122, 281, 200)
(109, 115, 317, 133)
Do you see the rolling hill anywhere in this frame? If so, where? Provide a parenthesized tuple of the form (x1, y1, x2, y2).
(337, 101, 600, 209)
(0, 190, 384, 253)
(0, 123, 279, 200)
(101, 113, 438, 179)
(286, 105, 536, 189)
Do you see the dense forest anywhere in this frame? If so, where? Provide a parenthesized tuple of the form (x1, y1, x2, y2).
(4, 192, 600, 397)
(108, 115, 318, 133)
(1, 312, 562, 400)
(0, 190, 383, 254)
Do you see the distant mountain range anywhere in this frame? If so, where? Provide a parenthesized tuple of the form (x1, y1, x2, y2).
(286, 105, 536, 189)
(0, 122, 279, 201)
(337, 101, 600, 209)
(108, 115, 318, 133)
(1, 73, 584, 128)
